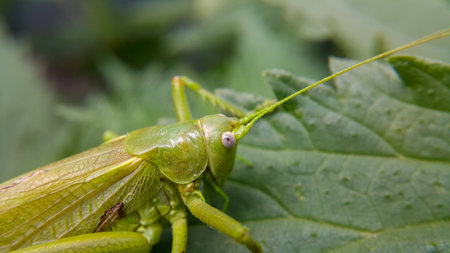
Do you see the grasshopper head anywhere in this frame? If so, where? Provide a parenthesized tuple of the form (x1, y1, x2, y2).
(200, 114, 239, 187)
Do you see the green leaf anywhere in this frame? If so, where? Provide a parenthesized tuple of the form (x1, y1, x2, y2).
(388, 55, 450, 112)
(176, 56, 450, 252)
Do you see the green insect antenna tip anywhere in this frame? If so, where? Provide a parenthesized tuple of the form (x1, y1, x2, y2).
(233, 28, 450, 140)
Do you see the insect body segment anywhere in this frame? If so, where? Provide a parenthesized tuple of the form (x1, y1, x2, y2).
(125, 121, 208, 184)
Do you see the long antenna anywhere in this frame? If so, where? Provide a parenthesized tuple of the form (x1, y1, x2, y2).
(233, 28, 450, 139)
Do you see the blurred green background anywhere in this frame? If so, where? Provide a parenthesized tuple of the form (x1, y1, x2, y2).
(0, 0, 449, 182)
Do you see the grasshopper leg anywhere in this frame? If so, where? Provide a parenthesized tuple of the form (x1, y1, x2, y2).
(138, 182, 188, 253)
(204, 171, 230, 212)
(172, 76, 246, 120)
(161, 183, 188, 253)
(178, 184, 263, 253)
(162, 194, 187, 253)
(169, 216, 187, 253)
(10, 231, 150, 253)
(172, 76, 194, 122)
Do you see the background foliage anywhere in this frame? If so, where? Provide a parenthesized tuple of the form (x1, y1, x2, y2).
(0, 0, 449, 252)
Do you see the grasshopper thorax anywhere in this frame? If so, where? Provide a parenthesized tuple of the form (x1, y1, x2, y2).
(199, 114, 239, 187)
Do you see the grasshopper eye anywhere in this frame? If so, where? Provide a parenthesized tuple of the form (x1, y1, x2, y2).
(221, 131, 236, 148)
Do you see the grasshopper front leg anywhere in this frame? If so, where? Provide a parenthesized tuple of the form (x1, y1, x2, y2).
(172, 76, 246, 121)
(178, 183, 263, 253)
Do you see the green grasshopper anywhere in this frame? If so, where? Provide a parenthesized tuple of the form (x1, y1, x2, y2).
(0, 29, 448, 253)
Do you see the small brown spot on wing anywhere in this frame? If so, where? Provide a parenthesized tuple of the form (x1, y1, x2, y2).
(95, 202, 124, 232)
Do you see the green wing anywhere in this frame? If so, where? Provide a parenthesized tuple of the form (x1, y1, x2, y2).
(0, 136, 163, 251)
